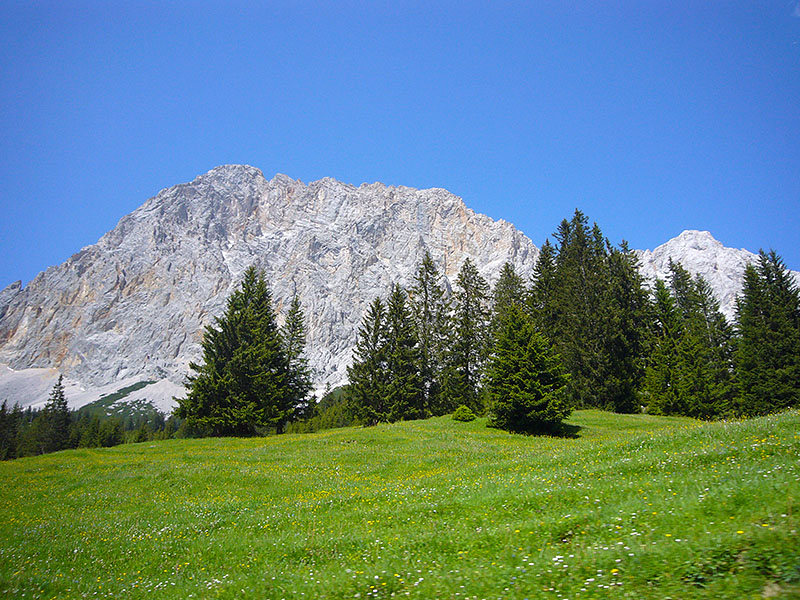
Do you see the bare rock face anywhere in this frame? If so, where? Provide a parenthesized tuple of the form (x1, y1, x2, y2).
(636, 230, 800, 321)
(0, 165, 537, 408)
(1, 166, 796, 411)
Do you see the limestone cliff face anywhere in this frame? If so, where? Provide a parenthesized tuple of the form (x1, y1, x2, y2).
(0, 165, 537, 407)
(635, 230, 800, 321)
(1, 166, 796, 411)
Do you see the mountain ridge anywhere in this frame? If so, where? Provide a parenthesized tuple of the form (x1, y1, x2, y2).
(0, 166, 796, 411)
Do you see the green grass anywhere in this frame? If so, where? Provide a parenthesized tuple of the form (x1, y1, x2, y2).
(1, 410, 798, 599)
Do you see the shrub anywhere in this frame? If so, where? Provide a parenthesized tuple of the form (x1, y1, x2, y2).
(452, 405, 476, 422)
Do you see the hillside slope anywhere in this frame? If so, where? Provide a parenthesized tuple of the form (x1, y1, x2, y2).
(1, 410, 797, 599)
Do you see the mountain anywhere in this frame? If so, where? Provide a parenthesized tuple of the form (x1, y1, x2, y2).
(635, 229, 800, 321)
(0, 165, 537, 410)
(1, 166, 796, 412)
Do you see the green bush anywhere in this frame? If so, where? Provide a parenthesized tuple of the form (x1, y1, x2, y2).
(452, 405, 476, 422)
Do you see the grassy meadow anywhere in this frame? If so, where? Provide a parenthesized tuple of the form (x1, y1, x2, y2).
(1, 409, 798, 599)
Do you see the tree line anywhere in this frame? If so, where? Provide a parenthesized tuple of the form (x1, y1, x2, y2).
(3, 210, 798, 455)
(345, 210, 800, 431)
(0, 376, 180, 459)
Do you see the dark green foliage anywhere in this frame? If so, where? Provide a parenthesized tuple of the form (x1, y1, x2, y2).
(643, 280, 686, 415)
(491, 262, 528, 336)
(645, 262, 737, 419)
(486, 305, 570, 433)
(443, 258, 491, 413)
(347, 297, 390, 425)
(40, 375, 71, 453)
(735, 250, 800, 416)
(408, 251, 451, 416)
(601, 244, 650, 413)
(528, 239, 558, 333)
(287, 386, 360, 433)
(176, 266, 294, 436)
(451, 405, 476, 422)
(281, 295, 314, 421)
(537, 211, 648, 413)
(0, 401, 23, 460)
(347, 285, 425, 425)
(384, 285, 424, 421)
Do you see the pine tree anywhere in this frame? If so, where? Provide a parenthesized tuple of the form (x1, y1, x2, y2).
(486, 305, 571, 433)
(281, 296, 314, 423)
(347, 297, 389, 425)
(735, 250, 800, 416)
(408, 251, 451, 416)
(549, 211, 609, 408)
(648, 261, 736, 418)
(0, 401, 22, 460)
(685, 272, 735, 418)
(176, 266, 293, 436)
(443, 258, 490, 413)
(384, 285, 424, 421)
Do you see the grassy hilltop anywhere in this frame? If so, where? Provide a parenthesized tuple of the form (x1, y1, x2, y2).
(1, 410, 798, 599)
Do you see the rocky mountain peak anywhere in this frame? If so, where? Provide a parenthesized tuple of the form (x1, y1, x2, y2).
(0, 166, 538, 409)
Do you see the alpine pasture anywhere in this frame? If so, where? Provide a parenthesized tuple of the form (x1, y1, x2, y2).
(1, 410, 798, 599)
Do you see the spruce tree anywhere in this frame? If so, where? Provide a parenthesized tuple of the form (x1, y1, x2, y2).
(384, 284, 424, 421)
(528, 240, 559, 335)
(602, 244, 649, 413)
(735, 250, 800, 416)
(643, 280, 687, 415)
(655, 261, 735, 418)
(281, 295, 314, 423)
(408, 251, 450, 416)
(486, 305, 570, 433)
(550, 211, 609, 408)
(347, 297, 389, 425)
(443, 258, 490, 413)
(41, 375, 71, 453)
(491, 262, 528, 335)
(176, 266, 293, 436)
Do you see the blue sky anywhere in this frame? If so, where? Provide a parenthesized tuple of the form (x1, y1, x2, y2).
(1, 1, 799, 287)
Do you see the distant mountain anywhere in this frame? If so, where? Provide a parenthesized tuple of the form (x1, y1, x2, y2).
(635, 230, 800, 321)
(0, 166, 796, 412)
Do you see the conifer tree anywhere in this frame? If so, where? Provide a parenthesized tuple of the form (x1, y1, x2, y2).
(536, 212, 648, 412)
(643, 280, 687, 415)
(384, 284, 424, 421)
(347, 297, 389, 425)
(176, 266, 293, 435)
(601, 243, 649, 413)
(0, 401, 22, 460)
(408, 252, 450, 415)
(41, 375, 71, 453)
(281, 295, 314, 422)
(491, 262, 528, 337)
(443, 258, 490, 413)
(735, 250, 800, 416)
(549, 211, 609, 408)
(486, 305, 570, 433)
(528, 240, 559, 335)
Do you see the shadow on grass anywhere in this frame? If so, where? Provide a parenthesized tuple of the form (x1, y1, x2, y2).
(489, 421, 583, 438)
(552, 422, 582, 439)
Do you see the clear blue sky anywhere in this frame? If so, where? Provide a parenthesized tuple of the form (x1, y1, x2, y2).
(1, 1, 799, 287)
